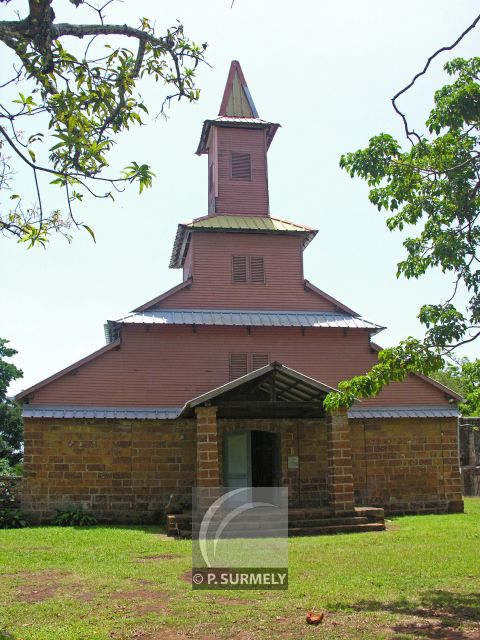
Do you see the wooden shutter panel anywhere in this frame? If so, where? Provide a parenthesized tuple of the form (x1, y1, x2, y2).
(249, 256, 265, 283)
(232, 256, 247, 282)
(231, 153, 251, 180)
(251, 353, 269, 371)
(208, 163, 213, 193)
(230, 353, 248, 380)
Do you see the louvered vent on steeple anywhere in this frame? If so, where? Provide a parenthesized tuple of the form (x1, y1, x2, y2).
(231, 153, 251, 180)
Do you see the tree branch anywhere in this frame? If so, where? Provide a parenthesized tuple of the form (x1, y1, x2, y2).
(52, 22, 171, 48)
(392, 12, 480, 144)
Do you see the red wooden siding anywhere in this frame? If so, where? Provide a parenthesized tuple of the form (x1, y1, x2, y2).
(209, 127, 269, 216)
(156, 232, 339, 311)
(30, 325, 449, 407)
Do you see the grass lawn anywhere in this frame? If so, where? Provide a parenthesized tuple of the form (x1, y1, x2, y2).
(0, 499, 479, 640)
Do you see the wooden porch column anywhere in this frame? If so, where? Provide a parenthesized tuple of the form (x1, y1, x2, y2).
(195, 406, 220, 489)
(326, 408, 355, 515)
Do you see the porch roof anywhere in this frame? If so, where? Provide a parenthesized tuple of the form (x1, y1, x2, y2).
(179, 361, 337, 418)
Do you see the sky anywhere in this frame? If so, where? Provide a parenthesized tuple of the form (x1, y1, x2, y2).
(1, 0, 479, 396)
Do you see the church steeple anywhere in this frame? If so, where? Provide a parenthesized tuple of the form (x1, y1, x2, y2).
(218, 60, 259, 118)
(196, 61, 280, 217)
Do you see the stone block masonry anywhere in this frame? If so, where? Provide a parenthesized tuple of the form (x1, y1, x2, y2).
(350, 417, 463, 514)
(21, 415, 464, 523)
(21, 418, 196, 523)
(326, 409, 355, 515)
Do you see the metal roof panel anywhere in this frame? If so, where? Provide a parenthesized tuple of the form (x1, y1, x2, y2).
(348, 405, 460, 419)
(113, 309, 383, 332)
(169, 216, 317, 268)
(22, 405, 182, 420)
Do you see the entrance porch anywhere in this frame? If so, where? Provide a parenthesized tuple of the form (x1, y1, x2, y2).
(170, 362, 385, 536)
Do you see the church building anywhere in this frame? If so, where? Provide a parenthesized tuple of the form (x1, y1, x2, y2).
(17, 62, 464, 532)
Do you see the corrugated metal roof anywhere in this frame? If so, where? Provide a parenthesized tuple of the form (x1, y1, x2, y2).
(169, 215, 316, 268)
(348, 405, 460, 419)
(216, 117, 269, 124)
(112, 309, 384, 332)
(22, 405, 182, 420)
(22, 403, 460, 421)
(196, 117, 280, 155)
(186, 215, 315, 233)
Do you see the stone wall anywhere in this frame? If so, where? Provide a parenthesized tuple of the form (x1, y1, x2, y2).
(22, 418, 196, 523)
(22, 415, 464, 522)
(459, 417, 480, 496)
(350, 418, 463, 514)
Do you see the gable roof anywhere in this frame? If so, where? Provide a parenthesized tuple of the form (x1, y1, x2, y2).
(179, 361, 338, 417)
(169, 214, 317, 268)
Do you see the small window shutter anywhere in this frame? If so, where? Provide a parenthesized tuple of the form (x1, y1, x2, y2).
(231, 153, 251, 180)
(232, 256, 247, 282)
(249, 256, 265, 283)
(230, 353, 248, 380)
(251, 353, 269, 371)
(208, 163, 213, 192)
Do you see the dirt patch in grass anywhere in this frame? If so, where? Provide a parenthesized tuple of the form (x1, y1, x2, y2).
(136, 554, 180, 562)
(178, 570, 192, 584)
(17, 582, 60, 603)
(14, 570, 72, 603)
(110, 588, 170, 615)
(13, 569, 95, 604)
(73, 590, 96, 602)
(392, 620, 480, 638)
(209, 595, 256, 606)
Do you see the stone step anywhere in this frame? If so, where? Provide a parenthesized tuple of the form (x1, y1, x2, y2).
(288, 516, 369, 528)
(173, 522, 385, 539)
(355, 506, 385, 520)
(288, 508, 332, 520)
(288, 522, 386, 536)
(166, 508, 386, 538)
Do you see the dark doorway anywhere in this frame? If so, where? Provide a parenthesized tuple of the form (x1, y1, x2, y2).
(251, 431, 281, 487)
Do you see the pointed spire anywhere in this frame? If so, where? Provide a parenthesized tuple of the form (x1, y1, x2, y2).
(218, 60, 259, 118)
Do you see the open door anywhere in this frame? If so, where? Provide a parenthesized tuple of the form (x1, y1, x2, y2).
(224, 430, 281, 488)
(223, 431, 251, 488)
(251, 431, 281, 487)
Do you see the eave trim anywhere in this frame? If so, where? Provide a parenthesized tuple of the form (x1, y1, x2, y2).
(133, 277, 193, 312)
